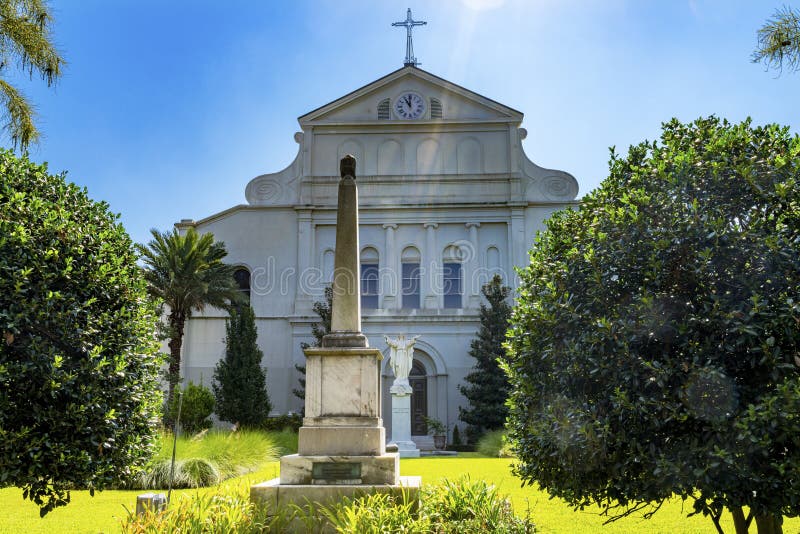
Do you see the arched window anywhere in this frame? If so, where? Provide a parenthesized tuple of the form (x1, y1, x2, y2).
(233, 267, 251, 303)
(401, 246, 421, 309)
(487, 246, 500, 272)
(361, 247, 379, 309)
(442, 245, 463, 309)
(323, 249, 335, 283)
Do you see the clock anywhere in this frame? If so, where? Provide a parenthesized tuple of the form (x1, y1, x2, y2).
(393, 92, 426, 119)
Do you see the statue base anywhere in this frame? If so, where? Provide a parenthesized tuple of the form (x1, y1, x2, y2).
(389, 391, 420, 457)
(251, 475, 421, 518)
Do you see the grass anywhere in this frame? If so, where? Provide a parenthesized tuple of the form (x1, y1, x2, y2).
(401, 455, 800, 534)
(129, 429, 286, 489)
(2, 452, 799, 533)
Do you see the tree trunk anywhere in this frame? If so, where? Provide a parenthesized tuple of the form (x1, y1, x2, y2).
(730, 507, 749, 534)
(166, 311, 186, 416)
(755, 514, 783, 534)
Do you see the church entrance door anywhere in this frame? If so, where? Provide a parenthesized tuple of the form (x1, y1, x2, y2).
(409, 359, 427, 435)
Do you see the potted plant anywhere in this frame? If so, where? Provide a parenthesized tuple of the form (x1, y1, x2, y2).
(424, 416, 447, 450)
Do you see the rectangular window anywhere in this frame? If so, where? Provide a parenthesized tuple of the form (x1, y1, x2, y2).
(402, 262, 420, 309)
(361, 263, 379, 309)
(443, 262, 462, 309)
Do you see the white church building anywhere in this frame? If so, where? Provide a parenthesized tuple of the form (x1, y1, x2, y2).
(177, 64, 578, 443)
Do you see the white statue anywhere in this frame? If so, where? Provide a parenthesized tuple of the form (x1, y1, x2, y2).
(384, 334, 420, 394)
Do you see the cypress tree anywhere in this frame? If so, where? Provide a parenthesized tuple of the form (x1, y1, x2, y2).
(213, 304, 271, 427)
(458, 274, 512, 441)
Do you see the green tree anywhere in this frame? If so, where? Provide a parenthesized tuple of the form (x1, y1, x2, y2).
(753, 6, 800, 74)
(505, 117, 800, 534)
(295, 286, 332, 402)
(0, 0, 64, 150)
(458, 275, 512, 441)
(213, 304, 271, 427)
(0, 150, 162, 515)
(137, 228, 241, 412)
(167, 381, 215, 435)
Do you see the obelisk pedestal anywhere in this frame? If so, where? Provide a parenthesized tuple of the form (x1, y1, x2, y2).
(251, 155, 420, 514)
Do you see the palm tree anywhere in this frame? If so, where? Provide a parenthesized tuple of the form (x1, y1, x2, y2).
(753, 5, 800, 74)
(0, 0, 64, 150)
(137, 228, 242, 411)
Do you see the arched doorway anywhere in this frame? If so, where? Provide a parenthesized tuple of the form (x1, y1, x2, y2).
(409, 359, 427, 436)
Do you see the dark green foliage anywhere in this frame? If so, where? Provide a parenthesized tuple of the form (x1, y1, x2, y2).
(451, 424, 462, 446)
(213, 305, 271, 428)
(753, 6, 800, 74)
(295, 286, 332, 401)
(137, 228, 242, 417)
(505, 117, 800, 533)
(459, 275, 512, 440)
(260, 413, 303, 432)
(0, 151, 162, 516)
(168, 382, 214, 435)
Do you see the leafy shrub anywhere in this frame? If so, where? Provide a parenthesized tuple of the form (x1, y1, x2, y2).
(505, 117, 800, 532)
(121, 477, 535, 533)
(476, 430, 515, 458)
(120, 482, 295, 533)
(423, 416, 447, 436)
(167, 382, 214, 435)
(130, 429, 279, 489)
(260, 413, 302, 433)
(0, 151, 162, 515)
(421, 477, 533, 533)
(320, 491, 425, 533)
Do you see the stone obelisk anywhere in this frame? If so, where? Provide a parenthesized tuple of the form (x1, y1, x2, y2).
(251, 155, 419, 513)
(324, 155, 367, 349)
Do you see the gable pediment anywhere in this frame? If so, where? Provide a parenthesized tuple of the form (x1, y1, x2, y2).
(298, 66, 522, 126)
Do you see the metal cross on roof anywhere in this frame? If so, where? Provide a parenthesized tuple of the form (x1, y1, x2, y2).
(392, 8, 426, 67)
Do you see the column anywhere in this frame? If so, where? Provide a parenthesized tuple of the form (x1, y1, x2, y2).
(382, 224, 398, 309)
(423, 222, 438, 309)
(465, 222, 481, 308)
(510, 207, 526, 290)
(295, 208, 314, 312)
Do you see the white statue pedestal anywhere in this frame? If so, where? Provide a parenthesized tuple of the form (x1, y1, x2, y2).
(388, 386, 420, 458)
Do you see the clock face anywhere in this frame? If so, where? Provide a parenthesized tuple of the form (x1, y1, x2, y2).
(393, 92, 426, 119)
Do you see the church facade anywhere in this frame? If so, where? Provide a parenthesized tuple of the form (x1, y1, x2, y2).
(177, 65, 578, 443)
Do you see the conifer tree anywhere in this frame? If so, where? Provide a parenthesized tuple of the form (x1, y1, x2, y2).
(458, 274, 512, 441)
(294, 286, 332, 401)
(213, 304, 271, 427)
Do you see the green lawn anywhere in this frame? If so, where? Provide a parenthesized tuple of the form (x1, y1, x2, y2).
(2, 456, 797, 533)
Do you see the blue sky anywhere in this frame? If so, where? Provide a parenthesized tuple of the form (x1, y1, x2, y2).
(9, 0, 798, 246)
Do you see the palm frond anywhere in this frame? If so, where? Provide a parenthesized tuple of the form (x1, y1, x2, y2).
(0, 0, 64, 84)
(137, 227, 243, 318)
(0, 77, 36, 148)
(753, 5, 800, 73)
